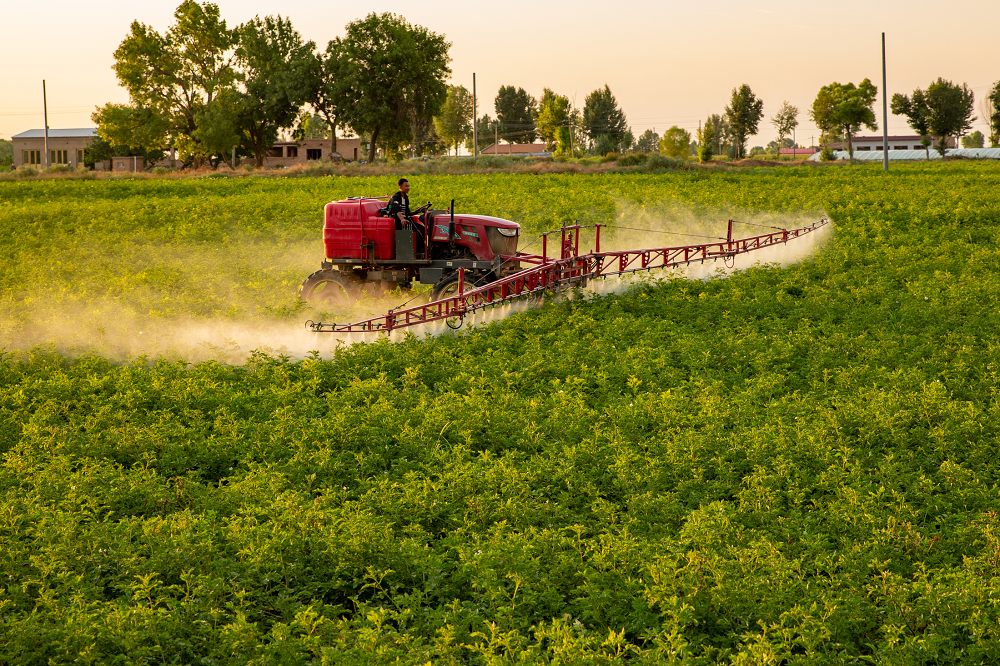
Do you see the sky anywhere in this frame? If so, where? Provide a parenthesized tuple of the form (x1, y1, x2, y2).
(2, 0, 998, 147)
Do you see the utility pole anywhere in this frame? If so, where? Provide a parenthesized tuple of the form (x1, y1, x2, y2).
(472, 73, 478, 157)
(43, 80, 50, 168)
(882, 32, 889, 172)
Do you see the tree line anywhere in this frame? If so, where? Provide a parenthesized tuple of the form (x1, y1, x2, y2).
(94, 1, 1000, 168)
(93, 2, 450, 167)
(651, 76, 1000, 163)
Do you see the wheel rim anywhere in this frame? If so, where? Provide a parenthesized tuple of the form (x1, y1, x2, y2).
(308, 278, 352, 306)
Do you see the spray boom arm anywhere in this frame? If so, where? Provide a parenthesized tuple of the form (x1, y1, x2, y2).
(308, 218, 829, 334)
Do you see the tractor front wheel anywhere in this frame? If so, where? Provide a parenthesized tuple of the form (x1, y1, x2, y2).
(430, 272, 463, 301)
(299, 270, 359, 307)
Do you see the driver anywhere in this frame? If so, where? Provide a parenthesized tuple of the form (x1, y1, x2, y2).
(387, 178, 412, 230)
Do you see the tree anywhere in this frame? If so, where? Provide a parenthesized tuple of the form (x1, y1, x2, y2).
(91, 103, 170, 166)
(582, 84, 629, 150)
(771, 101, 798, 158)
(962, 131, 985, 148)
(433, 85, 473, 156)
(307, 38, 354, 157)
(985, 81, 1000, 147)
(810, 79, 878, 159)
(707, 113, 733, 157)
(659, 126, 691, 159)
(474, 114, 499, 154)
(891, 88, 933, 158)
(300, 113, 330, 139)
(634, 129, 659, 153)
(697, 119, 715, 162)
(235, 15, 315, 168)
(724, 84, 764, 159)
(494, 86, 536, 145)
(338, 13, 451, 162)
(104, 1, 239, 166)
(0, 139, 13, 168)
(536, 88, 571, 152)
(924, 78, 975, 156)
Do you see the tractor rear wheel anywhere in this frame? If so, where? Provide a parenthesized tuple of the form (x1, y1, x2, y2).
(299, 270, 359, 307)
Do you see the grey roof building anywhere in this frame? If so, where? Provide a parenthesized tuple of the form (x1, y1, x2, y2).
(12, 128, 98, 168)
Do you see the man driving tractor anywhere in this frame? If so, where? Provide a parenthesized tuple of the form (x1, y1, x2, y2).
(387, 178, 412, 229)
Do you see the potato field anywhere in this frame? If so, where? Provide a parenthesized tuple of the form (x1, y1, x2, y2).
(2, 163, 1000, 664)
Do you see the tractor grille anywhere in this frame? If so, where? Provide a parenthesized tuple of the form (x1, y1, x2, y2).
(487, 227, 518, 256)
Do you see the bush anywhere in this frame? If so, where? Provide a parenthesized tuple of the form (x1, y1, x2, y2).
(598, 152, 620, 164)
(697, 145, 714, 162)
(617, 152, 647, 167)
(645, 153, 683, 170)
(820, 146, 836, 161)
(15, 166, 38, 178)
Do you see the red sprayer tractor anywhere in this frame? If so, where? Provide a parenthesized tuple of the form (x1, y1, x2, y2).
(300, 194, 829, 334)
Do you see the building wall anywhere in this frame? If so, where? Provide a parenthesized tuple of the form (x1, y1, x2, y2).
(255, 138, 365, 167)
(12, 136, 93, 168)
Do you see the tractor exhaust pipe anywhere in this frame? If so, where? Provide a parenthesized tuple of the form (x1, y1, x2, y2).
(449, 199, 455, 246)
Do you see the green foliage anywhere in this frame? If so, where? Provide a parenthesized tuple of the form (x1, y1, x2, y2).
(724, 84, 764, 159)
(987, 81, 1000, 147)
(4, 165, 1000, 663)
(819, 146, 836, 161)
(891, 88, 933, 159)
(770, 101, 799, 154)
(591, 134, 620, 156)
(634, 129, 659, 153)
(0, 139, 13, 168)
(535, 88, 571, 152)
(696, 119, 715, 162)
(659, 126, 691, 159)
(474, 114, 498, 154)
(338, 12, 451, 163)
(616, 152, 646, 166)
(234, 15, 316, 168)
(307, 38, 352, 156)
(433, 85, 473, 156)
(811, 79, 878, 159)
(962, 130, 985, 148)
(582, 85, 629, 146)
(107, 0, 239, 167)
(494, 85, 537, 145)
(925, 78, 976, 156)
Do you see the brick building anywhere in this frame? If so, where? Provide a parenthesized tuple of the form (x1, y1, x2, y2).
(11, 127, 365, 169)
(12, 128, 96, 168)
(258, 137, 365, 167)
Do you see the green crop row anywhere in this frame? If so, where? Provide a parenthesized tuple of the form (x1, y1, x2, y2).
(2, 162, 1000, 664)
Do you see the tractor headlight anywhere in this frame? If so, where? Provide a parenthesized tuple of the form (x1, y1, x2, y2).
(496, 227, 519, 237)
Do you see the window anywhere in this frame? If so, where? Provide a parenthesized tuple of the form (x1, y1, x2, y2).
(874, 146, 883, 151)
(23, 150, 41, 165)
(306, 148, 322, 160)
(50, 150, 68, 164)
(286, 146, 298, 158)
(77, 149, 85, 164)
(267, 147, 283, 158)
(858, 146, 870, 151)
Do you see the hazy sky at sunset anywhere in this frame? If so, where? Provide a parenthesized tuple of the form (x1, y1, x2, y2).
(3, 0, 997, 146)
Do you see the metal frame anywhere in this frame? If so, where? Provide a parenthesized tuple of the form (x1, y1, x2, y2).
(307, 218, 829, 334)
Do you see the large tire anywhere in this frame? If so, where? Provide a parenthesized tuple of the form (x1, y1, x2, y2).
(430, 271, 495, 301)
(430, 272, 462, 301)
(298, 270, 359, 307)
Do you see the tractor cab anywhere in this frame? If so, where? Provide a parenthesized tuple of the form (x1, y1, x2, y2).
(321, 197, 520, 264)
(301, 197, 523, 305)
